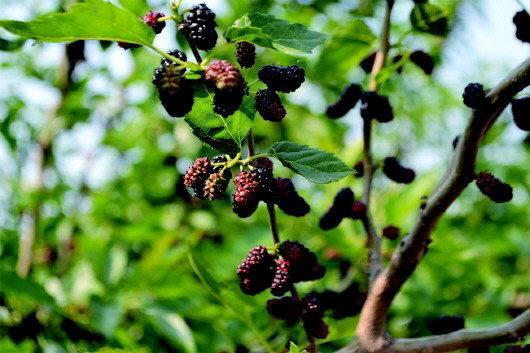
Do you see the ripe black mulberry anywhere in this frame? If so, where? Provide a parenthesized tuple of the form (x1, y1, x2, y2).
(237, 245, 276, 295)
(326, 83, 362, 119)
(513, 10, 530, 43)
(258, 65, 305, 93)
(475, 171, 513, 203)
(274, 178, 310, 217)
(179, 3, 218, 50)
(360, 91, 394, 123)
(266, 297, 302, 325)
(410, 50, 434, 75)
(383, 157, 415, 184)
(382, 225, 400, 240)
(255, 89, 286, 122)
(141, 11, 166, 34)
(236, 41, 256, 69)
(462, 83, 486, 109)
(511, 96, 530, 131)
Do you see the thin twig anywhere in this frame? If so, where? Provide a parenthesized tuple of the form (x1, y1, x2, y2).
(267, 202, 281, 244)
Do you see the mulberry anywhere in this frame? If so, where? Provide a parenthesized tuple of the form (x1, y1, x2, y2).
(257, 157, 274, 170)
(161, 49, 187, 66)
(360, 51, 377, 73)
(429, 315, 465, 335)
(258, 65, 305, 93)
(348, 201, 367, 220)
(271, 258, 293, 296)
(184, 157, 212, 199)
(302, 292, 326, 317)
(232, 170, 260, 218)
(236, 41, 256, 69)
(179, 3, 218, 50)
(266, 296, 302, 325)
(326, 83, 362, 119)
(203, 172, 229, 200)
(360, 91, 394, 123)
(250, 165, 277, 204)
(353, 161, 364, 177)
(117, 42, 141, 50)
(382, 225, 400, 240)
(319, 206, 343, 230)
(274, 178, 310, 217)
(255, 89, 286, 122)
(392, 54, 404, 74)
(475, 171, 513, 203)
(462, 83, 486, 109)
(511, 96, 530, 131)
(153, 62, 194, 117)
(279, 241, 325, 283)
(237, 245, 276, 295)
(410, 50, 434, 75)
(141, 11, 166, 34)
(302, 313, 329, 339)
(383, 157, 415, 184)
(333, 188, 355, 212)
(213, 80, 246, 117)
(513, 10, 530, 43)
(206, 60, 241, 90)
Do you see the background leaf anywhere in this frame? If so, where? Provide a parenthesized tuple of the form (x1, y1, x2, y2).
(0, 269, 59, 310)
(184, 84, 255, 155)
(269, 141, 354, 183)
(0, 0, 155, 45)
(224, 13, 328, 54)
(410, 3, 449, 36)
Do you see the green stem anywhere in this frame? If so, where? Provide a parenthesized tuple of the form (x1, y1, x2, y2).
(515, 0, 530, 12)
(226, 151, 242, 168)
(157, 16, 176, 22)
(145, 43, 190, 67)
(201, 42, 233, 66)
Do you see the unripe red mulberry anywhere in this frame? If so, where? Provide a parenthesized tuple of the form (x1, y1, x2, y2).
(383, 157, 416, 184)
(184, 157, 212, 199)
(382, 225, 400, 240)
(258, 65, 305, 93)
(360, 91, 394, 123)
(266, 296, 302, 325)
(271, 258, 293, 296)
(232, 170, 260, 218)
(236, 41, 256, 69)
(206, 60, 241, 90)
(141, 11, 166, 34)
(255, 89, 286, 122)
(511, 96, 530, 131)
(237, 245, 275, 295)
(475, 171, 513, 203)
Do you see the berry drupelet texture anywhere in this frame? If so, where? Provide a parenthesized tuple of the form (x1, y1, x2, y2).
(360, 91, 394, 123)
(232, 170, 261, 218)
(250, 165, 277, 204)
(382, 225, 400, 240)
(152, 59, 195, 117)
(429, 315, 465, 335)
(184, 157, 212, 199)
(511, 96, 530, 131)
(274, 178, 310, 217)
(205, 60, 241, 90)
(475, 171, 513, 203)
(213, 79, 246, 117)
(236, 41, 256, 69)
(463, 83, 486, 109)
(161, 49, 188, 66)
(383, 157, 416, 184)
(179, 3, 218, 50)
(202, 155, 231, 200)
(141, 11, 166, 34)
(266, 297, 302, 325)
(513, 10, 530, 43)
(302, 292, 326, 317)
(278, 241, 325, 282)
(258, 65, 305, 93)
(237, 245, 276, 295)
(410, 50, 435, 75)
(254, 89, 286, 122)
(270, 258, 293, 296)
(326, 83, 362, 119)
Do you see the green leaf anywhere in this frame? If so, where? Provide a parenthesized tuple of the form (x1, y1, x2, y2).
(269, 141, 354, 183)
(224, 13, 328, 54)
(144, 309, 197, 353)
(184, 84, 255, 155)
(0, 269, 58, 310)
(0, 0, 155, 45)
(410, 3, 449, 36)
(313, 20, 376, 82)
(288, 342, 308, 353)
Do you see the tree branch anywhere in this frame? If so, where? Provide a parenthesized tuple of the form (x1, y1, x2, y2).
(355, 55, 530, 352)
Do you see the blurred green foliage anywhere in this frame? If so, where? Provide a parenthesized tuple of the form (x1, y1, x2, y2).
(0, 0, 529, 353)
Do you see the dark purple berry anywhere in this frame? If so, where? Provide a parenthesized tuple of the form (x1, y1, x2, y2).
(319, 205, 343, 230)
(410, 50, 435, 75)
(117, 42, 141, 50)
(511, 96, 530, 131)
(266, 297, 302, 325)
(348, 201, 367, 220)
(237, 245, 276, 295)
(326, 83, 362, 119)
(333, 188, 354, 211)
(232, 170, 260, 218)
(360, 91, 394, 123)
(274, 178, 310, 217)
(383, 157, 415, 184)
(153, 62, 195, 117)
(513, 10, 530, 43)
(141, 11, 166, 34)
(213, 80, 246, 117)
(258, 65, 305, 93)
(463, 83, 486, 109)
(179, 4, 218, 50)
(382, 225, 400, 240)
(302, 292, 326, 317)
(392, 54, 404, 74)
(255, 89, 286, 122)
(161, 49, 188, 66)
(278, 241, 325, 283)
(236, 41, 256, 69)
(353, 161, 364, 177)
(250, 165, 277, 204)
(302, 313, 329, 339)
(475, 171, 513, 203)
(256, 157, 274, 170)
(360, 51, 377, 73)
(429, 315, 465, 335)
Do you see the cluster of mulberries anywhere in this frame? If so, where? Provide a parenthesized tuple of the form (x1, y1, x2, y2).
(232, 163, 310, 218)
(475, 171, 513, 203)
(267, 292, 329, 339)
(184, 155, 232, 200)
(118, 11, 166, 49)
(428, 315, 465, 335)
(360, 91, 394, 123)
(383, 157, 416, 184)
(237, 241, 325, 297)
(205, 60, 247, 117)
(179, 3, 218, 51)
(152, 50, 195, 117)
(326, 83, 362, 119)
(254, 64, 305, 122)
(513, 10, 530, 43)
(462, 83, 486, 109)
(504, 345, 530, 353)
(319, 188, 367, 230)
(236, 41, 256, 69)
(511, 96, 530, 131)
(382, 225, 400, 240)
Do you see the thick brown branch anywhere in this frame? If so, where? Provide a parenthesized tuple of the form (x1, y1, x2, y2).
(356, 56, 530, 351)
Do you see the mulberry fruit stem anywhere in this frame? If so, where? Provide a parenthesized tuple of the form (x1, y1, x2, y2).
(157, 15, 175, 22)
(145, 44, 190, 67)
(225, 151, 242, 169)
